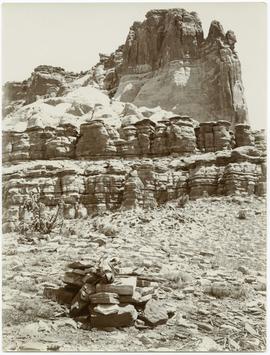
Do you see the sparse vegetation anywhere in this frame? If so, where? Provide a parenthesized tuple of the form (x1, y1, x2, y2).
(177, 193, 189, 208)
(2, 197, 266, 352)
(18, 189, 64, 235)
(237, 209, 247, 220)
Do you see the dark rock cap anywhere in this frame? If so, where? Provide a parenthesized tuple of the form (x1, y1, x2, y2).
(134, 119, 156, 127)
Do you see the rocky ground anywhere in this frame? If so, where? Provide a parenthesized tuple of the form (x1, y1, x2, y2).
(2, 195, 266, 352)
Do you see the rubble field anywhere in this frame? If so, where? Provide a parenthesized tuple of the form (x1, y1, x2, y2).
(2, 195, 266, 352)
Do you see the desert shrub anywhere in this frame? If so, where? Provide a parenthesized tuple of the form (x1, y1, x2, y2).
(177, 194, 189, 208)
(205, 282, 248, 299)
(18, 190, 64, 235)
(237, 209, 247, 220)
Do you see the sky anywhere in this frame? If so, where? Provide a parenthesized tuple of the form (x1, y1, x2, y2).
(2, 2, 267, 129)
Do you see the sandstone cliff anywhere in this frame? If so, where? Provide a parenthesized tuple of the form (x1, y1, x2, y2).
(101, 9, 248, 126)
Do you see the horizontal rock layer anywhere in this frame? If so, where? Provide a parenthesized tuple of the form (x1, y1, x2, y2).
(3, 118, 259, 163)
(3, 148, 266, 232)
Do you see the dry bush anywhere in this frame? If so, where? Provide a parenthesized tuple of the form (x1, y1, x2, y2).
(19, 190, 64, 235)
(177, 194, 189, 208)
(237, 209, 247, 220)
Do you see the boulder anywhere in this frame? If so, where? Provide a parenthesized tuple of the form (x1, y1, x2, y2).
(142, 299, 168, 326)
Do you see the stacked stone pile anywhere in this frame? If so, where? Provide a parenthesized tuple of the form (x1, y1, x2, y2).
(44, 257, 169, 329)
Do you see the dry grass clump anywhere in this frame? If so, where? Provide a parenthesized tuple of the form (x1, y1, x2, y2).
(3, 297, 64, 326)
(205, 282, 249, 299)
(161, 270, 192, 289)
(237, 209, 247, 220)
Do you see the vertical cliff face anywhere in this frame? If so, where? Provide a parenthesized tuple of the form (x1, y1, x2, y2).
(121, 9, 204, 72)
(112, 8, 248, 126)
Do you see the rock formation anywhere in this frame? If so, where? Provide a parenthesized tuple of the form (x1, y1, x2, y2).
(2, 8, 265, 232)
(3, 9, 248, 126)
(108, 9, 248, 126)
(3, 145, 266, 232)
(3, 116, 262, 164)
(235, 124, 255, 147)
(3, 65, 88, 116)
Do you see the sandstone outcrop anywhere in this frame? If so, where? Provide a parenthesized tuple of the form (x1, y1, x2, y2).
(112, 9, 248, 125)
(235, 124, 255, 147)
(253, 129, 266, 153)
(2, 65, 89, 116)
(195, 121, 233, 152)
(2, 125, 78, 162)
(2, 81, 28, 116)
(3, 146, 266, 232)
(3, 117, 263, 164)
(76, 120, 119, 159)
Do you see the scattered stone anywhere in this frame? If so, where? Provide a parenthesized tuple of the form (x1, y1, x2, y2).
(63, 269, 85, 288)
(245, 323, 257, 336)
(91, 305, 137, 328)
(70, 292, 88, 317)
(55, 318, 78, 330)
(135, 319, 148, 329)
(245, 276, 256, 283)
(79, 283, 96, 301)
(93, 304, 119, 315)
(41, 257, 169, 331)
(199, 250, 215, 257)
(19, 342, 47, 352)
(182, 286, 195, 294)
(143, 299, 169, 326)
(197, 322, 214, 332)
(238, 266, 249, 275)
(195, 336, 222, 351)
(43, 286, 76, 305)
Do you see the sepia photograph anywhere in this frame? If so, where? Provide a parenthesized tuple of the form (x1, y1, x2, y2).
(1, 1, 267, 352)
